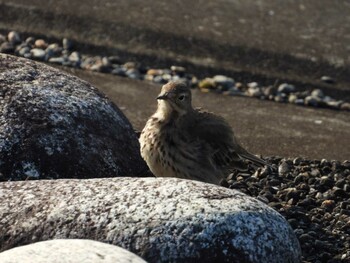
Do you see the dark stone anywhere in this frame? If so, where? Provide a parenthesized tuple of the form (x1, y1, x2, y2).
(0, 54, 148, 181)
(0, 42, 15, 53)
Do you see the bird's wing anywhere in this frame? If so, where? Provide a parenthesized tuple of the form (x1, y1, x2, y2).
(188, 109, 243, 168)
(188, 109, 267, 169)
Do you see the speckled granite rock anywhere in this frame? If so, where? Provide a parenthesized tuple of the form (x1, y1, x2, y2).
(0, 54, 147, 180)
(0, 177, 301, 263)
(0, 239, 146, 263)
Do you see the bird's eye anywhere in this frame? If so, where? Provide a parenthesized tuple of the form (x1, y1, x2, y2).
(178, 94, 185, 101)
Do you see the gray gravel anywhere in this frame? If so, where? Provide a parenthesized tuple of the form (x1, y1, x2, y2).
(228, 157, 350, 262)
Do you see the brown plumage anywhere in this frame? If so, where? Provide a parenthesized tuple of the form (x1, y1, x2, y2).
(139, 81, 268, 185)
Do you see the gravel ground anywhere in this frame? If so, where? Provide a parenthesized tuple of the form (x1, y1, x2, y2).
(229, 158, 350, 262)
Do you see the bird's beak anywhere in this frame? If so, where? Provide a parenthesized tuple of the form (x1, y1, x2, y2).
(157, 93, 168, 100)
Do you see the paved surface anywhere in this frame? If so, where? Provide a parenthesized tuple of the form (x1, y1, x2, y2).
(63, 67, 350, 161)
(0, 0, 350, 100)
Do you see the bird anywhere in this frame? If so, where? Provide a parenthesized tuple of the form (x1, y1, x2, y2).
(139, 81, 268, 185)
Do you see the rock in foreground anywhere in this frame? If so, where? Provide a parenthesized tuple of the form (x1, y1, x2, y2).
(0, 177, 301, 263)
(0, 239, 146, 263)
(0, 54, 147, 181)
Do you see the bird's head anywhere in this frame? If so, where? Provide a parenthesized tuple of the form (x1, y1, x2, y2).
(156, 81, 193, 116)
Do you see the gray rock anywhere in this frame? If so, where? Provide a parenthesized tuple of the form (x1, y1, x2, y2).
(294, 98, 304, 105)
(224, 87, 244, 96)
(0, 177, 301, 263)
(68, 51, 81, 63)
(0, 54, 147, 181)
(288, 94, 298, 103)
(340, 102, 350, 111)
(279, 160, 291, 175)
(48, 57, 67, 64)
(161, 73, 172, 82)
(0, 239, 146, 263)
(247, 82, 259, 89)
(277, 83, 295, 94)
(274, 94, 286, 103)
(304, 96, 319, 107)
(327, 100, 343, 109)
(0, 42, 14, 53)
(25, 37, 36, 46)
(111, 67, 127, 77)
(62, 38, 73, 50)
(46, 43, 62, 57)
(213, 75, 235, 91)
(102, 56, 112, 67)
(153, 75, 167, 84)
(247, 86, 263, 97)
(30, 48, 46, 60)
(311, 89, 324, 98)
(171, 65, 186, 75)
(262, 86, 276, 97)
(7, 31, 21, 44)
(126, 68, 141, 79)
(18, 46, 31, 57)
(321, 76, 335, 84)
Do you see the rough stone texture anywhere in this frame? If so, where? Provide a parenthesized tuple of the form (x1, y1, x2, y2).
(0, 54, 148, 181)
(0, 239, 146, 263)
(0, 177, 301, 263)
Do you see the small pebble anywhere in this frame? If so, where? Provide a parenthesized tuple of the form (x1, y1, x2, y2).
(277, 83, 295, 94)
(305, 96, 319, 107)
(147, 69, 163, 76)
(288, 94, 298, 103)
(111, 67, 127, 77)
(0, 42, 15, 53)
(18, 46, 31, 57)
(68, 51, 81, 63)
(34, 39, 48, 49)
(327, 100, 343, 109)
(311, 89, 324, 98)
(170, 65, 186, 75)
(198, 78, 216, 91)
(278, 161, 291, 175)
(48, 57, 66, 64)
(247, 87, 262, 97)
(30, 48, 46, 60)
(63, 38, 73, 50)
(321, 76, 335, 84)
(25, 37, 35, 46)
(213, 75, 235, 91)
(7, 31, 21, 44)
(340, 102, 350, 111)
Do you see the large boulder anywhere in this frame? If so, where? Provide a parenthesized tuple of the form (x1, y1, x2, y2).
(0, 54, 147, 181)
(0, 177, 301, 263)
(0, 239, 146, 263)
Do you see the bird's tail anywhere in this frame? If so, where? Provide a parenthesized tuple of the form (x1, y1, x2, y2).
(240, 152, 267, 167)
(237, 145, 269, 167)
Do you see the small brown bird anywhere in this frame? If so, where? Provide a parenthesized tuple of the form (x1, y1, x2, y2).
(139, 81, 268, 185)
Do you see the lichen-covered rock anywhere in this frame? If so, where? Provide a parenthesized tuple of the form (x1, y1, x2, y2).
(0, 177, 301, 263)
(0, 239, 146, 263)
(0, 54, 148, 180)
